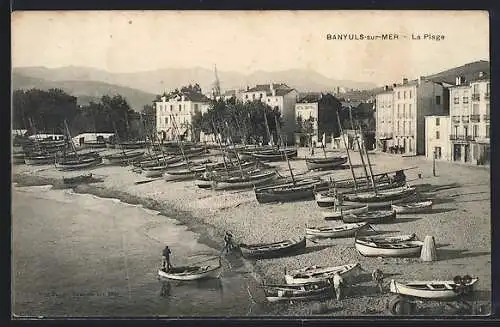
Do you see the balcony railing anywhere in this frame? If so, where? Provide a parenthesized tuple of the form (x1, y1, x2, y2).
(470, 114, 480, 122)
(466, 135, 474, 141)
(461, 115, 470, 123)
(485, 93, 490, 100)
(452, 115, 461, 123)
(450, 134, 475, 142)
(472, 93, 480, 101)
(483, 114, 490, 122)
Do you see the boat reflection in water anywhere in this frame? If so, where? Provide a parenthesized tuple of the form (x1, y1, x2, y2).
(160, 278, 224, 299)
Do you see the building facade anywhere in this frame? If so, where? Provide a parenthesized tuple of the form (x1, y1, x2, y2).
(155, 93, 211, 142)
(375, 87, 394, 152)
(449, 74, 490, 165)
(294, 93, 341, 146)
(425, 115, 451, 161)
(238, 83, 299, 144)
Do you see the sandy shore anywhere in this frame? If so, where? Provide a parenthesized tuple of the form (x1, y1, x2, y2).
(12, 147, 491, 316)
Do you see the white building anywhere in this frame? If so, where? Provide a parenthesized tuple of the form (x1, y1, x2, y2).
(238, 83, 299, 144)
(375, 86, 394, 152)
(155, 93, 211, 142)
(71, 133, 115, 148)
(425, 115, 451, 161)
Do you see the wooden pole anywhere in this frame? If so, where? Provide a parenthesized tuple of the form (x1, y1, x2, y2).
(433, 151, 436, 176)
(275, 115, 295, 186)
(336, 110, 358, 192)
(358, 125, 377, 194)
(349, 106, 371, 186)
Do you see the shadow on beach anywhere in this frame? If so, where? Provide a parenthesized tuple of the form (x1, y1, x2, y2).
(415, 183, 462, 193)
(437, 249, 491, 261)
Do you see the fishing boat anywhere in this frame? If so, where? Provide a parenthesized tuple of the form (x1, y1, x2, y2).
(162, 146, 208, 157)
(354, 239, 424, 257)
(24, 154, 56, 165)
(391, 200, 433, 214)
(142, 165, 169, 178)
(331, 170, 407, 189)
(251, 148, 298, 162)
(284, 263, 362, 285)
(305, 156, 348, 171)
(239, 236, 306, 259)
(334, 193, 417, 209)
(389, 277, 479, 300)
(55, 155, 103, 171)
(104, 150, 145, 165)
(254, 180, 319, 204)
(157, 257, 222, 281)
(342, 210, 396, 224)
(262, 281, 334, 303)
(355, 233, 417, 244)
(116, 140, 147, 150)
(210, 171, 277, 190)
(322, 205, 369, 220)
(306, 222, 369, 239)
(342, 186, 416, 203)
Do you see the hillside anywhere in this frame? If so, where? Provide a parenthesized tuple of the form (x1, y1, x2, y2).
(425, 60, 490, 84)
(12, 72, 156, 110)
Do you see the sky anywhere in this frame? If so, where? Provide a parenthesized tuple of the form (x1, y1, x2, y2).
(12, 10, 489, 85)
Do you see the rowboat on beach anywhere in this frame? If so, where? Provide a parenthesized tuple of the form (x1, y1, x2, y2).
(389, 277, 479, 300)
(342, 186, 416, 203)
(330, 169, 407, 189)
(62, 173, 96, 185)
(238, 237, 306, 260)
(209, 171, 277, 190)
(157, 257, 222, 281)
(305, 156, 348, 171)
(342, 210, 397, 224)
(355, 233, 417, 244)
(354, 238, 424, 257)
(391, 200, 433, 214)
(254, 179, 319, 204)
(306, 222, 369, 239)
(322, 205, 369, 220)
(284, 263, 362, 285)
(55, 155, 103, 171)
(262, 281, 334, 302)
(24, 154, 56, 165)
(333, 193, 418, 209)
(104, 150, 145, 165)
(251, 148, 298, 162)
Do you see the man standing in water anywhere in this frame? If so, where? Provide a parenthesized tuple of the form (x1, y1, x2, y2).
(162, 245, 172, 271)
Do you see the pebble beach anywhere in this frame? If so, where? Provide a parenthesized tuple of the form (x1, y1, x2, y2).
(12, 147, 491, 316)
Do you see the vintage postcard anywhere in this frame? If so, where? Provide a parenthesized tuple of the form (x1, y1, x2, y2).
(11, 10, 490, 317)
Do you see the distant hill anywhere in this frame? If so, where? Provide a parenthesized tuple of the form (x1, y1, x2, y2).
(12, 72, 156, 110)
(425, 60, 490, 85)
(13, 66, 377, 95)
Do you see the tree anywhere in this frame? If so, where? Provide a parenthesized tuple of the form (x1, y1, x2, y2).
(142, 104, 156, 134)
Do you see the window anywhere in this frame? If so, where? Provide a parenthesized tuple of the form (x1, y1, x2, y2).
(178, 104, 182, 112)
(268, 98, 271, 102)
(252, 94, 256, 100)
(403, 104, 406, 118)
(473, 125, 479, 137)
(486, 125, 490, 138)
(194, 103, 199, 111)
(170, 105, 173, 111)
(454, 97, 460, 104)
(165, 117, 168, 124)
(409, 90, 412, 99)
(435, 147, 442, 159)
(435, 96, 441, 105)
(245, 95, 249, 99)
(473, 84, 479, 93)
(397, 104, 401, 117)
(409, 104, 412, 118)
(397, 121, 400, 134)
(404, 91, 407, 99)
(436, 117, 440, 126)
(436, 131, 440, 139)
(464, 126, 468, 137)
(398, 91, 401, 99)
(403, 121, 406, 135)
(463, 97, 469, 104)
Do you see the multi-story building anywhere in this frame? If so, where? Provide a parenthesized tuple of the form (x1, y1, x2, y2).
(375, 86, 394, 152)
(155, 92, 211, 142)
(238, 83, 299, 144)
(425, 115, 451, 161)
(449, 73, 490, 164)
(294, 93, 342, 146)
(375, 77, 446, 155)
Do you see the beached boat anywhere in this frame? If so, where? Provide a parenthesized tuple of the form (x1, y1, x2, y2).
(342, 186, 416, 203)
(334, 193, 417, 209)
(104, 150, 145, 165)
(162, 146, 208, 157)
(354, 239, 424, 257)
(210, 171, 277, 190)
(116, 141, 147, 150)
(63, 173, 95, 185)
(305, 156, 348, 171)
(322, 205, 369, 220)
(24, 154, 56, 165)
(157, 258, 222, 281)
(55, 155, 103, 171)
(239, 237, 306, 259)
(332, 170, 407, 189)
(142, 165, 168, 178)
(391, 200, 433, 214)
(284, 263, 362, 285)
(355, 233, 417, 244)
(342, 210, 396, 224)
(254, 180, 319, 204)
(251, 149, 298, 162)
(262, 281, 334, 303)
(389, 277, 479, 300)
(306, 222, 369, 239)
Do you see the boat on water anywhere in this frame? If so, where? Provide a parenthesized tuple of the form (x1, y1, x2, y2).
(306, 222, 369, 239)
(284, 263, 362, 285)
(322, 205, 369, 220)
(254, 180, 319, 204)
(342, 210, 396, 224)
(251, 148, 298, 162)
(305, 156, 348, 171)
(389, 277, 479, 300)
(157, 257, 222, 281)
(355, 233, 417, 244)
(239, 237, 306, 259)
(391, 200, 433, 214)
(262, 281, 334, 303)
(354, 238, 424, 257)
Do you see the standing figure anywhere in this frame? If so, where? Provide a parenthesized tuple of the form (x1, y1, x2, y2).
(332, 272, 345, 300)
(221, 231, 234, 255)
(372, 268, 384, 293)
(162, 245, 172, 272)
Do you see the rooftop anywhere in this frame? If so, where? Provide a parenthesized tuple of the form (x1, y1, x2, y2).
(244, 83, 294, 96)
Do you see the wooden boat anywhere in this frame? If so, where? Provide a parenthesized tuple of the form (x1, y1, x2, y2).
(391, 200, 433, 214)
(251, 149, 298, 162)
(263, 281, 334, 303)
(105, 140, 116, 149)
(55, 155, 103, 171)
(116, 141, 147, 150)
(335, 193, 417, 209)
(138, 156, 182, 168)
(389, 277, 479, 300)
(342, 210, 396, 224)
(104, 150, 144, 165)
(354, 239, 424, 257)
(356, 233, 417, 244)
(332, 170, 407, 189)
(63, 173, 95, 185)
(239, 237, 306, 259)
(305, 156, 348, 171)
(206, 171, 277, 190)
(157, 257, 222, 281)
(24, 154, 56, 165)
(142, 165, 168, 178)
(306, 222, 369, 238)
(284, 263, 362, 285)
(322, 205, 369, 220)
(83, 140, 107, 149)
(162, 146, 208, 156)
(342, 186, 416, 203)
(254, 180, 318, 204)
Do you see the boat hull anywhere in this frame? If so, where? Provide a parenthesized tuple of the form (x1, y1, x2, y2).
(24, 156, 55, 165)
(322, 205, 369, 220)
(342, 210, 396, 224)
(306, 223, 368, 238)
(306, 157, 348, 171)
(255, 183, 316, 204)
(355, 240, 423, 257)
(337, 194, 417, 209)
(389, 279, 479, 300)
(391, 201, 433, 214)
(157, 265, 222, 281)
(239, 237, 306, 260)
(251, 149, 298, 162)
(212, 172, 277, 190)
(284, 263, 362, 285)
(55, 157, 103, 171)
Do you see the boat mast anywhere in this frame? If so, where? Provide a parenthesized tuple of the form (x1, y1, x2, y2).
(263, 108, 273, 148)
(169, 114, 189, 166)
(275, 115, 296, 186)
(358, 124, 377, 193)
(224, 121, 245, 178)
(210, 119, 228, 172)
(64, 119, 79, 159)
(335, 109, 358, 192)
(348, 106, 371, 186)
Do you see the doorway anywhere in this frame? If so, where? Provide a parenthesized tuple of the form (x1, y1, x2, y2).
(464, 145, 470, 163)
(453, 144, 462, 162)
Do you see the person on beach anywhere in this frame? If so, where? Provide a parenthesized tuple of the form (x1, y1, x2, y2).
(332, 272, 345, 300)
(162, 245, 172, 271)
(221, 231, 234, 254)
(372, 269, 384, 293)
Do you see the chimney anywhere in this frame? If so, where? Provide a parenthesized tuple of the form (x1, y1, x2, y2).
(403, 78, 408, 85)
(161, 96, 166, 102)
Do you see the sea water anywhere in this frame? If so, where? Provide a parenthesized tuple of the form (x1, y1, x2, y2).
(12, 185, 264, 317)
